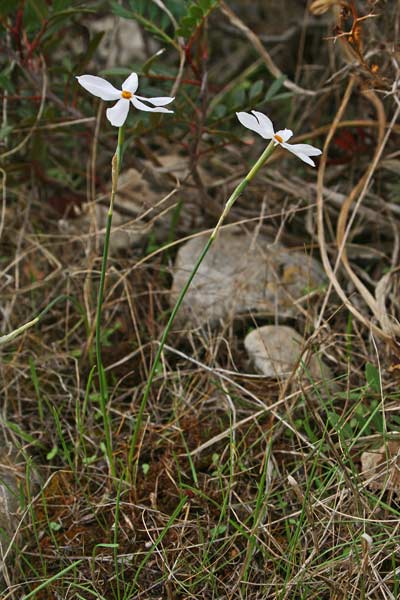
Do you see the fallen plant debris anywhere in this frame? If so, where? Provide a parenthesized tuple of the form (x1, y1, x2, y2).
(361, 439, 400, 495)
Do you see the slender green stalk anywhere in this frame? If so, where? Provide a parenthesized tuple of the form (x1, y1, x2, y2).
(113, 475, 123, 600)
(77, 364, 96, 462)
(0, 316, 39, 346)
(22, 559, 83, 599)
(95, 126, 124, 479)
(128, 140, 276, 472)
(239, 439, 272, 591)
(0, 294, 82, 347)
(129, 495, 188, 591)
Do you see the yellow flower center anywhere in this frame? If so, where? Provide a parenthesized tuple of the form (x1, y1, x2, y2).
(121, 90, 132, 99)
(274, 134, 283, 143)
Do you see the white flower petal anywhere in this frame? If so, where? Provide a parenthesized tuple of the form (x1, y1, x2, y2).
(236, 112, 265, 138)
(297, 153, 317, 167)
(282, 142, 322, 156)
(135, 95, 175, 106)
(282, 142, 317, 166)
(275, 129, 293, 143)
(106, 98, 130, 127)
(122, 72, 139, 93)
(251, 111, 274, 138)
(76, 75, 121, 101)
(131, 97, 173, 113)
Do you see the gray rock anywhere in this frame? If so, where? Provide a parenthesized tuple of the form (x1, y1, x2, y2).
(0, 437, 23, 589)
(0, 472, 18, 540)
(244, 325, 330, 381)
(170, 230, 325, 325)
(90, 17, 146, 66)
(0, 448, 20, 541)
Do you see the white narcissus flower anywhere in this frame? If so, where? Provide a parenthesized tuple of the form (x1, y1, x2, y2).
(236, 110, 322, 167)
(76, 72, 174, 127)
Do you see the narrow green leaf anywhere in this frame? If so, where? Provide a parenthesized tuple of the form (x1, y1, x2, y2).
(365, 362, 380, 392)
(249, 80, 263, 100)
(22, 560, 82, 599)
(264, 75, 287, 101)
(52, 0, 71, 10)
(111, 1, 133, 19)
(27, 0, 48, 20)
(4, 421, 41, 446)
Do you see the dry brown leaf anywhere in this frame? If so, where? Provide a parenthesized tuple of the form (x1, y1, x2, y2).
(309, 0, 349, 15)
(361, 440, 400, 494)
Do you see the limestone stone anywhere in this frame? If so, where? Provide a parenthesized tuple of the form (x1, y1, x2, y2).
(0, 435, 25, 589)
(170, 230, 325, 326)
(244, 325, 330, 381)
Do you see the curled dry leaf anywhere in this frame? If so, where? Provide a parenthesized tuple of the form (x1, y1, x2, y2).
(361, 440, 400, 494)
(309, 0, 349, 15)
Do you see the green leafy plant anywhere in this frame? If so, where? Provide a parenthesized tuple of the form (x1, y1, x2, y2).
(176, 0, 219, 38)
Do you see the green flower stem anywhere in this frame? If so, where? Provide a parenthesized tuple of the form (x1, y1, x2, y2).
(95, 126, 124, 480)
(128, 140, 276, 473)
(0, 294, 84, 347)
(0, 316, 39, 346)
